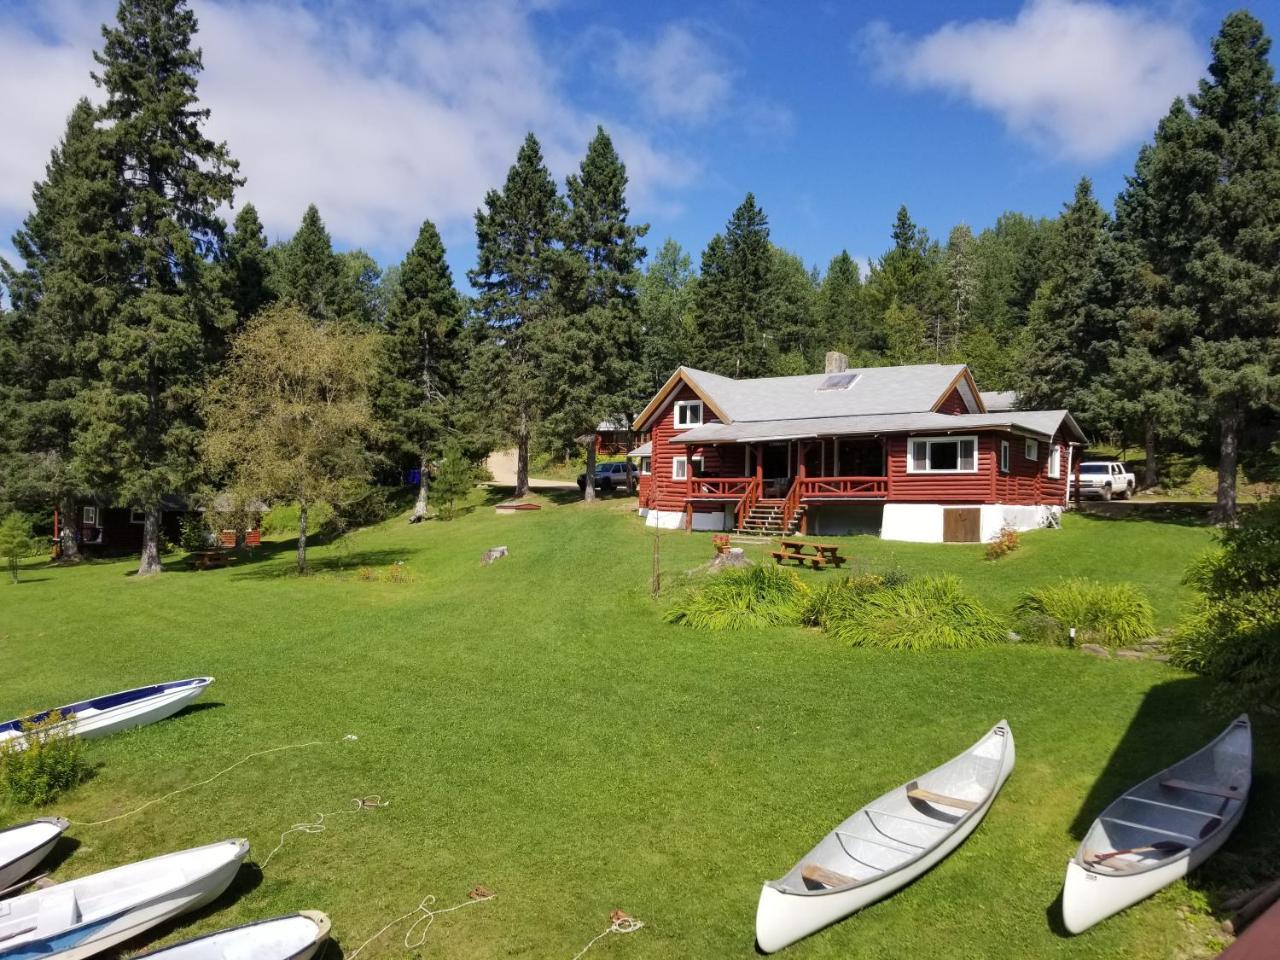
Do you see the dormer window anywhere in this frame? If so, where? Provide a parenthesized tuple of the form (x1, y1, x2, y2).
(674, 400, 703, 427)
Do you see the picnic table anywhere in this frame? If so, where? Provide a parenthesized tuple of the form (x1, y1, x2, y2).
(771, 540, 847, 570)
(187, 550, 236, 571)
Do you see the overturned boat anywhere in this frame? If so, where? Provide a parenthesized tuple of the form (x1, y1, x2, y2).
(756, 721, 1015, 952)
(0, 678, 213, 749)
(1062, 715, 1251, 934)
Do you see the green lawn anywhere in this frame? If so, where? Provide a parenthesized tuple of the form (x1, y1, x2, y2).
(0, 495, 1271, 959)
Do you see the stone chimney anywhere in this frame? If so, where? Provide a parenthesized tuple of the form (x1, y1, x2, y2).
(824, 351, 849, 374)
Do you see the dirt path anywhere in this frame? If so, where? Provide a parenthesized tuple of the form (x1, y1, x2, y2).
(485, 448, 578, 491)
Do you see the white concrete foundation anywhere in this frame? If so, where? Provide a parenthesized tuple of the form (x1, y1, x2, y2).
(643, 507, 733, 531)
(880, 503, 1062, 543)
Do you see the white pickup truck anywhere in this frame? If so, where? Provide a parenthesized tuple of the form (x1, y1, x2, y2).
(1073, 461, 1136, 500)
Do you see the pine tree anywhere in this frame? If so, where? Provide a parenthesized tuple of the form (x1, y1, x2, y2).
(1144, 12, 1280, 520)
(468, 133, 564, 497)
(945, 224, 979, 350)
(224, 202, 272, 325)
(374, 219, 466, 520)
(1017, 179, 1117, 419)
(542, 127, 647, 501)
(863, 205, 950, 361)
(769, 247, 819, 370)
(637, 238, 694, 393)
(275, 204, 348, 321)
(339, 250, 384, 327)
(817, 251, 863, 357)
(75, 0, 241, 576)
(0, 99, 121, 560)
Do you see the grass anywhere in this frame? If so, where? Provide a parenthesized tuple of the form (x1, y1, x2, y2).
(0, 494, 1272, 959)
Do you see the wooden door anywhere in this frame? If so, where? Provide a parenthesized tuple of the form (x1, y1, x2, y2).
(943, 508, 981, 543)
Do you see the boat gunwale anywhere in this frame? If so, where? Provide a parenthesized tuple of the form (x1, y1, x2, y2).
(0, 818, 69, 875)
(764, 723, 1012, 898)
(1073, 715, 1251, 878)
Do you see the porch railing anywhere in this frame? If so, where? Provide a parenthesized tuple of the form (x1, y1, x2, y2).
(686, 477, 756, 498)
(797, 476, 889, 499)
(781, 473, 805, 533)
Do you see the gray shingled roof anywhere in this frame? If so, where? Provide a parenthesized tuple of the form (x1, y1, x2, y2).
(673, 410, 1082, 444)
(980, 390, 1017, 412)
(681, 363, 969, 422)
(627, 441, 652, 457)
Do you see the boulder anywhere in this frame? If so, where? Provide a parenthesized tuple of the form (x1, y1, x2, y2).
(1079, 643, 1111, 658)
(482, 546, 509, 565)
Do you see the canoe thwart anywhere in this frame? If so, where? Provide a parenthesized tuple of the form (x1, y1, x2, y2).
(800, 864, 858, 889)
(1160, 777, 1243, 801)
(1085, 840, 1187, 865)
(906, 787, 979, 812)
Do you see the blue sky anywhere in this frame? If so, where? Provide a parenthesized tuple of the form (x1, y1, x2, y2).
(0, 0, 1273, 288)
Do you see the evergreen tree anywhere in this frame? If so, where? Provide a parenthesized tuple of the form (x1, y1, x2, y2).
(637, 238, 694, 392)
(275, 204, 348, 321)
(374, 219, 466, 520)
(1017, 179, 1117, 420)
(223, 202, 272, 325)
(863, 205, 950, 361)
(339, 249, 384, 327)
(541, 127, 647, 501)
(769, 246, 820, 369)
(945, 224, 979, 349)
(76, 0, 241, 576)
(1144, 12, 1280, 520)
(468, 133, 564, 497)
(817, 251, 864, 358)
(0, 99, 121, 559)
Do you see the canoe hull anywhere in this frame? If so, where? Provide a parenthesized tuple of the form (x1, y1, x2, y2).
(131, 911, 332, 960)
(755, 723, 1016, 953)
(0, 818, 69, 894)
(0, 839, 248, 960)
(0, 678, 213, 749)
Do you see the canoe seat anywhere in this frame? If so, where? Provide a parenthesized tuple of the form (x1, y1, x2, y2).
(1160, 778, 1243, 801)
(907, 787, 979, 812)
(37, 887, 80, 932)
(801, 864, 858, 889)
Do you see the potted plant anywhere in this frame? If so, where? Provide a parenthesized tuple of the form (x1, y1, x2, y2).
(712, 533, 732, 555)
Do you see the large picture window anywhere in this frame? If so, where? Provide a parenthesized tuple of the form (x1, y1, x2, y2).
(908, 436, 978, 474)
(674, 400, 703, 428)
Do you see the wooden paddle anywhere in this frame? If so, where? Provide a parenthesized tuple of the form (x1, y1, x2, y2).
(1087, 840, 1187, 864)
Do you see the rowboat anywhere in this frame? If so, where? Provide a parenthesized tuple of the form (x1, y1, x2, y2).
(1062, 714, 1251, 934)
(0, 678, 214, 748)
(756, 721, 1015, 953)
(0, 819, 69, 894)
(131, 911, 331, 960)
(0, 838, 249, 960)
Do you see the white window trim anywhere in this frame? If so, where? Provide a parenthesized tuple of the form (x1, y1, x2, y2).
(999, 440, 1010, 474)
(82, 505, 98, 526)
(1025, 438, 1039, 461)
(129, 508, 145, 524)
(672, 456, 688, 481)
(906, 435, 980, 474)
(639, 457, 651, 476)
(1048, 445, 1062, 479)
(673, 400, 704, 428)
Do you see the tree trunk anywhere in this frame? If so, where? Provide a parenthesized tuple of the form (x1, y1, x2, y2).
(137, 506, 163, 576)
(1213, 407, 1241, 524)
(297, 500, 308, 574)
(411, 456, 430, 521)
(58, 495, 80, 563)
(1143, 419, 1159, 490)
(516, 433, 530, 499)
(583, 440, 597, 503)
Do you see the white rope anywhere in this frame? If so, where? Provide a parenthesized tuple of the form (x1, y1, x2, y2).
(70, 734, 359, 827)
(570, 913, 645, 960)
(259, 794, 389, 868)
(346, 891, 496, 960)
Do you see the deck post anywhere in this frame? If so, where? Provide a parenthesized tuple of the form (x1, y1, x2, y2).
(685, 502, 692, 532)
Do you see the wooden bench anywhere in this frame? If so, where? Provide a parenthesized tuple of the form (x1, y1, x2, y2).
(188, 550, 235, 571)
(801, 864, 858, 889)
(907, 787, 979, 812)
(770, 550, 808, 566)
(776, 540, 847, 570)
(1160, 778, 1244, 801)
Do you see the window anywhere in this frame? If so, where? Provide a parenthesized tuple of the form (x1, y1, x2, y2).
(1048, 445, 1062, 479)
(999, 440, 1010, 474)
(639, 457, 651, 476)
(1025, 438, 1039, 461)
(130, 508, 145, 524)
(674, 400, 703, 427)
(907, 436, 978, 473)
(82, 505, 97, 526)
(672, 456, 688, 480)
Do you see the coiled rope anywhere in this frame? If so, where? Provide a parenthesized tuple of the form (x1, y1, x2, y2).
(260, 795, 389, 867)
(571, 911, 646, 960)
(70, 734, 359, 827)
(346, 890, 497, 960)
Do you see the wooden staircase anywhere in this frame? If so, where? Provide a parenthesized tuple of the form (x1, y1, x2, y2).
(736, 499, 806, 536)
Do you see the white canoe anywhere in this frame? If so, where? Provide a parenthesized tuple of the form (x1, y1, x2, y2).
(756, 721, 1015, 953)
(1062, 714, 1251, 934)
(0, 819, 69, 894)
(0, 678, 213, 749)
(132, 912, 331, 960)
(0, 838, 249, 960)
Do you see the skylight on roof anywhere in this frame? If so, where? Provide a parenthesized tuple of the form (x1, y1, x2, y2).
(817, 372, 859, 392)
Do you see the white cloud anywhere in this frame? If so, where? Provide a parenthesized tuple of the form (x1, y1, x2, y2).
(859, 0, 1203, 161)
(0, 0, 697, 257)
(614, 23, 734, 125)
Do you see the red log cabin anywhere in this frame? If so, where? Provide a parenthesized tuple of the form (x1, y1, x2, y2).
(628, 354, 1086, 543)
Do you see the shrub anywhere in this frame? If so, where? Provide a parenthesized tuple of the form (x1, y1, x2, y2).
(1170, 498, 1280, 709)
(664, 563, 809, 631)
(824, 576, 1008, 650)
(0, 711, 92, 805)
(1015, 578, 1155, 647)
(433, 440, 478, 520)
(799, 573, 891, 627)
(0, 514, 37, 584)
(985, 525, 1020, 561)
(178, 515, 210, 552)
